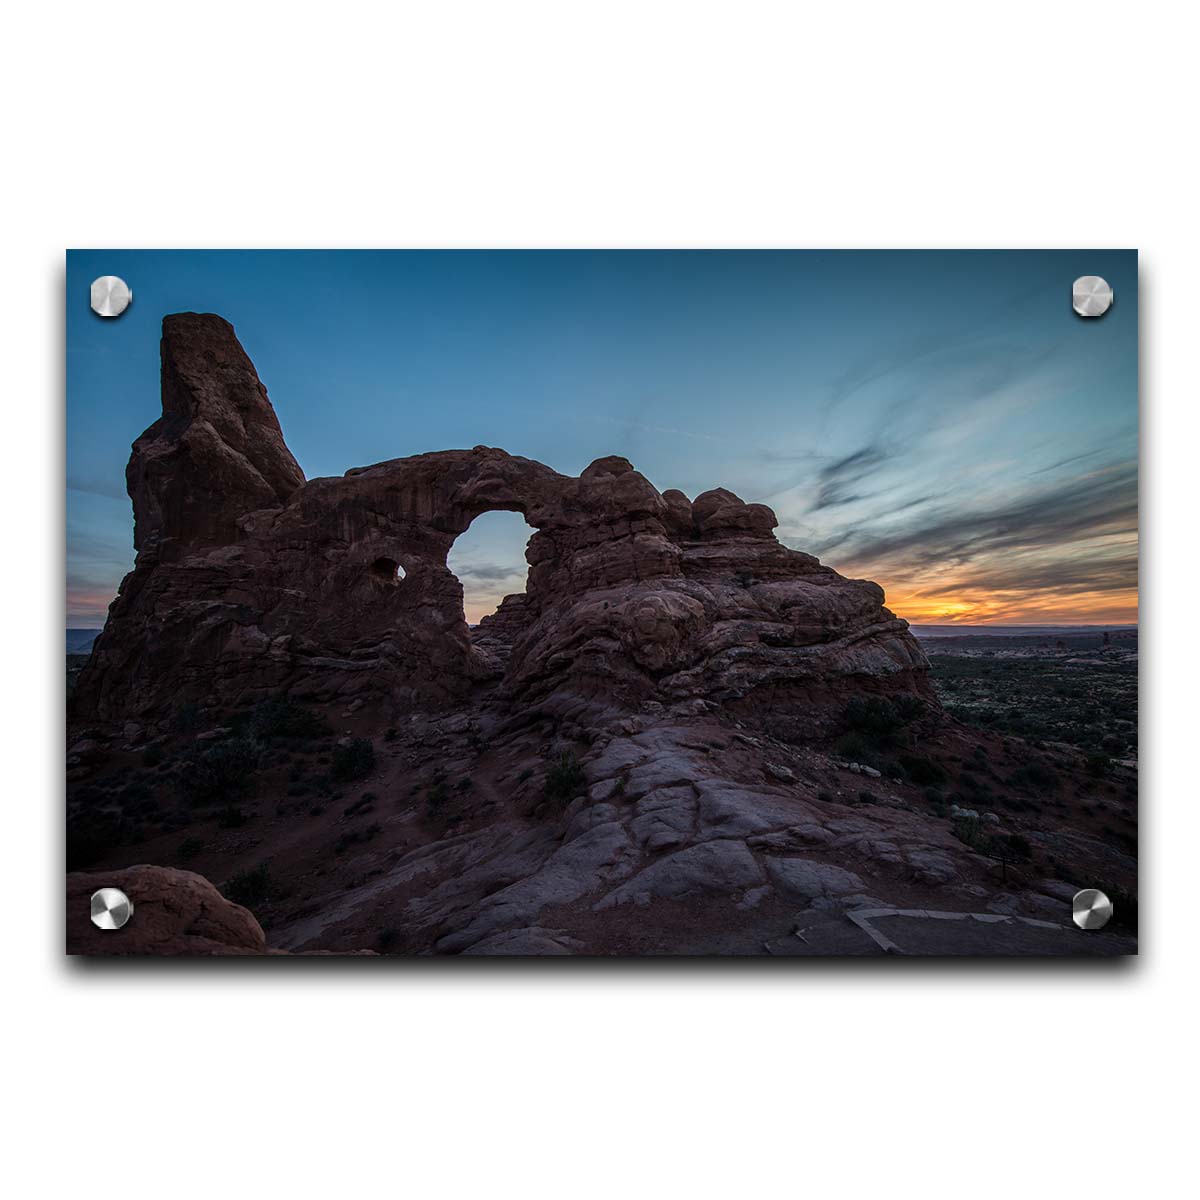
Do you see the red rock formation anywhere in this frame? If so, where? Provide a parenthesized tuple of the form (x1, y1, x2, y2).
(67, 866, 268, 955)
(74, 313, 930, 731)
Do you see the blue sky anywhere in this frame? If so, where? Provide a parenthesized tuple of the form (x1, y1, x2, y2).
(67, 250, 1137, 626)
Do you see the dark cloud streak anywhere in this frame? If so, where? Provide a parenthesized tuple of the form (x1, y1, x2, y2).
(817, 461, 1138, 597)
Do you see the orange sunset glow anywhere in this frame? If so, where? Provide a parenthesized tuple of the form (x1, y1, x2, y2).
(877, 584, 1138, 627)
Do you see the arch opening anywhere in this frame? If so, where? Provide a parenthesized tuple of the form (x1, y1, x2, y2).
(371, 557, 406, 582)
(447, 510, 534, 626)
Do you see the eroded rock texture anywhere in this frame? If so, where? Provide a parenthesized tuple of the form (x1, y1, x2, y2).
(74, 313, 929, 729)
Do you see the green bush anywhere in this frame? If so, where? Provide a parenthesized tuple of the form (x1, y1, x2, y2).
(1001, 832, 1032, 861)
(835, 732, 875, 764)
(1010, 761, 1059, 792)
(544, 752, 586, 806)
(224, 862, 272, 907)
(844, 696, 904, 743)
(331, 738, 375, 782)
(182, 736, 261, 803)
(899, 754, 946, 785)
(952, 814, 991, 852)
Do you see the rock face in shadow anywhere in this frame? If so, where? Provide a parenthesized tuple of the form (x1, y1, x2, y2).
(74, 313, 930, 730)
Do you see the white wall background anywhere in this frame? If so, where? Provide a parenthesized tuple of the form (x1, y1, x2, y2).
(4, 3, 1194, 1197)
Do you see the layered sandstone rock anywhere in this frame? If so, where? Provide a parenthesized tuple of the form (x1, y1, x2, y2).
(74, 313, 929, 730)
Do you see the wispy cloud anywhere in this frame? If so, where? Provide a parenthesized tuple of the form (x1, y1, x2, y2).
(454, 561, 526, 583)
(820, 462, 1136, 568)
(806, 458, 1138, 623)
(809, 443, 893, 511)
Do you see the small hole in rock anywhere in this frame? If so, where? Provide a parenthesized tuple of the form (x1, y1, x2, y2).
(371, 557, 406, 582)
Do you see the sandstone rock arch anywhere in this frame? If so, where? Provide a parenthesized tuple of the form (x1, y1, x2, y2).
(74, 313, 930, 731)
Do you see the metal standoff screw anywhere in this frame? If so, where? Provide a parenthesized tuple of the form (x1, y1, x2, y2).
(90, 887, 134, 930)
(1072, 888, 1113, 930)
(90, 275, 133, 318)
(1072, 276, 1113, 318)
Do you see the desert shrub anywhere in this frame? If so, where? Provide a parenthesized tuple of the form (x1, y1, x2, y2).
(384, 727, 398, 742)
(516, 767, 534, 783)
(892, 695, 927, 723)
(858, 789, 879, 805)
(217, 803, 247, 828)
(182, 736, 261, 803)
(142, 744, 165, 768)
(224, 862, 272, 907)
(331, 737, 375, 782)
(817, 790, 835, 804)
(1001, 832, 1032, 861)
(250, 696, 328, 741)
(378, 927, 401, 951)
(1010, 761, 1059, 792)
(899, 754, 945, 785)
(835, 732, 875, 764)
(1085, 753, 1111, 777)
(844, 696, 904, 743)
(544, 752, 587, 806)
(952, 814, 991, 852)
(177, 836, 203, 860)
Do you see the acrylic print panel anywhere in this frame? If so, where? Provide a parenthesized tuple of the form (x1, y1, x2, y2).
(65, 250, 1138, 957)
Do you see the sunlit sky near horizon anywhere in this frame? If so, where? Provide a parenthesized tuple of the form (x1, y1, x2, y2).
(67, 250, 1137, 628)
